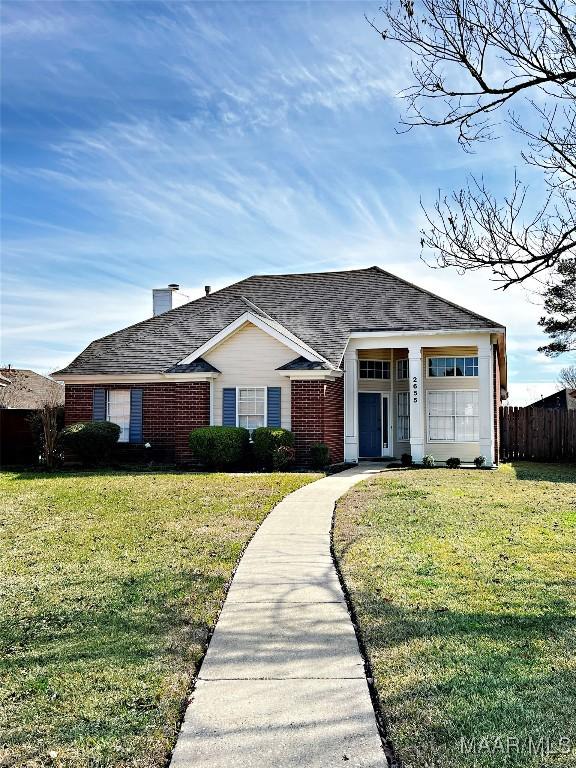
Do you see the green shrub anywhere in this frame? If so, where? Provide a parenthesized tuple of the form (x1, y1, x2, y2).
(401, 452, 413, 467)
(60, 421, 120, 465)
(189, 426, 249, 469)
(474, 455, 486, 468)
(446, 456, 461, 469)
(422, 454, 435, 468)
(252, 428, 295, 470)
(309, 442, 331, 469)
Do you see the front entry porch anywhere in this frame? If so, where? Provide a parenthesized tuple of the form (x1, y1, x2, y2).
(343, 333, 497, 466)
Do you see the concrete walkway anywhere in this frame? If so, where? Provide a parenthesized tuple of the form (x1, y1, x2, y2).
(170, 465, 388, 768)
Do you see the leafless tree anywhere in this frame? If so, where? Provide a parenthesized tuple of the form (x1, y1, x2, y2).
(369, 0, 576, 289)
(558, 363, 576, 386)
(29, 392, 64, 470)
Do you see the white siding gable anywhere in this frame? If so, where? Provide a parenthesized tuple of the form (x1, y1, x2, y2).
(204, 322, 294, 428)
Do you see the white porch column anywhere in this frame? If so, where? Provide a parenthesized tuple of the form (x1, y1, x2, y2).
(408, 344, 425, 462)
(478, 338, 494, 466)
(344, 351, 359, 463)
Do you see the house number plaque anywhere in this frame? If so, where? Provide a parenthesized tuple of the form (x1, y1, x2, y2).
(412, 376, 419, 404)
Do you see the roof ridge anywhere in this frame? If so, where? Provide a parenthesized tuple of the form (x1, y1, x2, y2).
(245, 266, 376, 279)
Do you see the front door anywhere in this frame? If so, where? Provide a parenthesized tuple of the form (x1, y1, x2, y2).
(358, 393, 382, 457)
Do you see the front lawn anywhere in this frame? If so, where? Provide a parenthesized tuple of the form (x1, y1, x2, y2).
(0, 470, 319, 767)
(334, 463, 576, 768)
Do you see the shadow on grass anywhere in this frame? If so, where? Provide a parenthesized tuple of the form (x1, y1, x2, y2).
(351, 592, 576, 767)
(1, 569, 225, 757)
(510, 462, 576, 484)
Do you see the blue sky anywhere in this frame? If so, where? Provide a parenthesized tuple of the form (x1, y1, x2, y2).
(1, 1, 569, 403)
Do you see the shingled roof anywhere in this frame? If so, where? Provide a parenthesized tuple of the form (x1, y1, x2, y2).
(0, 369, 64, 408)
(53, 266, 503, 376)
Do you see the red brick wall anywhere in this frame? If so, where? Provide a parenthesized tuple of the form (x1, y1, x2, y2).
(323, 378, 344, 463)
(291, 378, 344, 465)
(65, 382, 210, 463)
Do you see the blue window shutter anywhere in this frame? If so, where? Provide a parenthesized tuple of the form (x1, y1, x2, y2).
(93, 388, 106, 421)
(129, 389, 143, 443)
(223, 388, 236, 426)
(267, 387, 281, 427)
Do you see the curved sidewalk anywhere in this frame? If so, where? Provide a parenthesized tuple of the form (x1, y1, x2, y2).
(170, 465, 388, 768)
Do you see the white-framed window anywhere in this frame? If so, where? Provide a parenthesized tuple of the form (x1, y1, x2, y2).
(396, 358, 409, 380)
(397, 391, 410, 441)
(427, 390, 479, 442)
(359, 360, 390, 379)
(237, 387, 266, 431)
(428, 356, 478, 377)
(107, 389, 130, 443)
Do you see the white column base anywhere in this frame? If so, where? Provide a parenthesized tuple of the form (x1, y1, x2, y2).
(410, 439, 425, 463)
(344, 438, 359, 464)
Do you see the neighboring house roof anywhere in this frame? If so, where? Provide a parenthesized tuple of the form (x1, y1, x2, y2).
(53, 266, 504, 376)
(528, 388, 576, 410)
(0, 368, 65, 409)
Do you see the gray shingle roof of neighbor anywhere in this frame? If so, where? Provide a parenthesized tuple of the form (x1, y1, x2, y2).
(0, 368, 65, 408)
(53, 266, 504, 376)
(277, 356, 331, 371)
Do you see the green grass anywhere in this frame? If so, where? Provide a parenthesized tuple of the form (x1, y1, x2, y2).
(334, 463, 576, 768)
(0, 469, 319, 767)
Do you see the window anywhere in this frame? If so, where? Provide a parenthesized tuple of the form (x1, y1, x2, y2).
(428, 356, 478, 377)
(396, 358, 409, 380)
(237, 387, 266, 430)
(107, 390, 130, 443)
(359, 360, 390, 379)
(397, 391, 410, 441)
(427, 391, 479, 442)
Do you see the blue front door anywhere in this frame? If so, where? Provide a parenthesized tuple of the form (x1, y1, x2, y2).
(358, 393, 382, 457)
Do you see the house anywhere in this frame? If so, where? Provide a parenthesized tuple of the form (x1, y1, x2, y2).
(0, 368, 64, 465)
(52, 267, 507, 466)
(0, 368, 64, 409)
(527, 388, 576, 411)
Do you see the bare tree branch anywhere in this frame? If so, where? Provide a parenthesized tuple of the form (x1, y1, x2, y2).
(371, 0, 576, 289)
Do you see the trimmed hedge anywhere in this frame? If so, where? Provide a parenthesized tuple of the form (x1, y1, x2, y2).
(60, 421, 120, 465)
(189, 426, 249, 469)
(309, 442, 331, 470)
(446, 456, 461, 469)
(252, 427, 295, 470)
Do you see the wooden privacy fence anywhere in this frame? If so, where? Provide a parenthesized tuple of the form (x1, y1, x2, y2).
(500, 406, 576, 462)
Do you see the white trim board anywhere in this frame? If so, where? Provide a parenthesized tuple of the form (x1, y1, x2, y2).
(278, 370, 343, 381)
(348, 327, 505, 339)
(54, 373, 219, 384)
